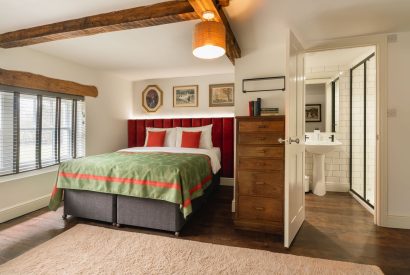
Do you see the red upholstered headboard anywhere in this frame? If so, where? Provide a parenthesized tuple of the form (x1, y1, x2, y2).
(128, 117, 234, 178)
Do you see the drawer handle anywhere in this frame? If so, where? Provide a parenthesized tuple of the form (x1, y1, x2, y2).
(257, 162, 266, 166)
(257, 137, 266, 141)
(255, 207, 265, 211)
(258, 125, 268, 129)
(255, 149, 266, 154)
(255, 181, 265, 185)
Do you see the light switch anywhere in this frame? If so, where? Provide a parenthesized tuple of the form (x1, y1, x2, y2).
(387, 108, 397, 117)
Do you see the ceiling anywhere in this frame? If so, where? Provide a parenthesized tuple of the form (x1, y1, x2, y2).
(306, 46, 376, 68)
(1, 0, 410, 80)
(305, 46, 375, 80)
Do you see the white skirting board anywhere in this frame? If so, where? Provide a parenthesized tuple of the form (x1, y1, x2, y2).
(384, 214, 410, 229)
(219, 177, 235, 212)
(220, 177, 234, 187)
(326, 182, 350, 192)
(0, 195, 51, 223)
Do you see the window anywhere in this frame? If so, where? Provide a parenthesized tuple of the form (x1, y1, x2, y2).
(0, 85, 86, 176)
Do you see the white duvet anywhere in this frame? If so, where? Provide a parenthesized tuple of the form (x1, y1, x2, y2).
(119, 147, 221, 174)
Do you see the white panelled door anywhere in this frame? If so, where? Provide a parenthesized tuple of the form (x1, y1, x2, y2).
(284, 30, 306, 248)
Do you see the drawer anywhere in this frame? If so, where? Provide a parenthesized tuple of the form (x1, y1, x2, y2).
(237, 171, 283, 198)
(238, 196, 283, 222)
(238, 157, 283, 171)
(237, 146, 284, 158)
(239, 120, 284, 133)
(238, 133, 283, 145)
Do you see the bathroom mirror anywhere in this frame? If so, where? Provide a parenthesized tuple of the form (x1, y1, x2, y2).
(305, 79, 339, 133)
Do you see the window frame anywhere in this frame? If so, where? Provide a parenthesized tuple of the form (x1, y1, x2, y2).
(0, 84, 85, 177)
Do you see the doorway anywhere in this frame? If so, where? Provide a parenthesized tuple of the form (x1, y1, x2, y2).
(304, 46, 377, 214)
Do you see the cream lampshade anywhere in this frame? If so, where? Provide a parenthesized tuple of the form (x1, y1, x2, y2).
(192, 20, 226, 59)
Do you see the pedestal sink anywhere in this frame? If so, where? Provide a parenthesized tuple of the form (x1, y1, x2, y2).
(305, 140, 342, 196)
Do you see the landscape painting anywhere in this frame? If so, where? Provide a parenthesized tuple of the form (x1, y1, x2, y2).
(173, 85, 198, 107)
(209, 83, 234, 107)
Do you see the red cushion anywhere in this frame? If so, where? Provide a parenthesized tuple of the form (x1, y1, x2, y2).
(146, 131, 166, 147)
(181, 131, 202, 148)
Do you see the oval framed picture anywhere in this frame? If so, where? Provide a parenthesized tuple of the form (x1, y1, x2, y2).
(142, 85, 163, 112)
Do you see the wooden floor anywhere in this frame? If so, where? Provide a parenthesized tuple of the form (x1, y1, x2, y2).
(1, 187, 410, 274)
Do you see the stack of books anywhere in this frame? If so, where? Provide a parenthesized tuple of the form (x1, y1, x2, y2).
(248, 98, 262, 116)
(260, 108, 279, 116)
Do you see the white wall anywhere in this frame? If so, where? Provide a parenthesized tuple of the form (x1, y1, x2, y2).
(234, 43, 287, 116)
(0, 47, 132, 222)
(387, 32, 410, 218)
(132, 74, 234, 118)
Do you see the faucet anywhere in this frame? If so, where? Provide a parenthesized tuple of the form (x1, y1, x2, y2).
(329, 134, 335, 142)
(305, 135, 309, 141)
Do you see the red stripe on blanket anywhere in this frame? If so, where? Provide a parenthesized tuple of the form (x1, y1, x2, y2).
(51, 184, 58, 196)
(59, 172, 181, 190)
(183, 198, 192, 208)
(189, 174, 213, 195)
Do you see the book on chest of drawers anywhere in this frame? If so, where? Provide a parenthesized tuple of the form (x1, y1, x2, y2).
(234, 116, 285, 234)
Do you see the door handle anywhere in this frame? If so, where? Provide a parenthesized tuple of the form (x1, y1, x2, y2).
(289, 138, 300, 144)
(278, 137, 300, 144)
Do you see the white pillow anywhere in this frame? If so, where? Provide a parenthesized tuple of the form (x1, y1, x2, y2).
(176, 125, 213, 149)
(144, 127, 176, 147)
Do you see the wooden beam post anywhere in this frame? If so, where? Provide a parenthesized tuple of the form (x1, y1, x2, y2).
(0, 1, 199, 48)
(218, 0, 230, 7)
(0, 68, 98, 97)
(188, 0, 241, 64)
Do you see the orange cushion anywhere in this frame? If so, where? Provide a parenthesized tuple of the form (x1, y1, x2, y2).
(181, 131, 202, 148)
(146, 131, 166, 147)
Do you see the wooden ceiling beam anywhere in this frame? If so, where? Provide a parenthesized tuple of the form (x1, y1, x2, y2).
(0, 68, 98, 97)
(0, 1, 199, 48)
(217, 0, 230, 7)
(188, 0, 241, 64)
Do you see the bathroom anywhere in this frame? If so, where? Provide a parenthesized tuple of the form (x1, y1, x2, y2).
(304, 46, 377, 213)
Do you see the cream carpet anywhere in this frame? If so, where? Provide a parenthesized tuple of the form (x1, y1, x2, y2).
(0, 224, 382, 275)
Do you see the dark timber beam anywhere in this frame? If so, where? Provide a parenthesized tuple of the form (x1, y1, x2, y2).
(0, 68, 98, 97)
(0, 1, 199, 48)
(218, 0, 230, 7)
(188, 0, 241, 64)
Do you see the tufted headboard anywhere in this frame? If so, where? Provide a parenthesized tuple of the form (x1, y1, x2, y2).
(128, 117, 234, 178)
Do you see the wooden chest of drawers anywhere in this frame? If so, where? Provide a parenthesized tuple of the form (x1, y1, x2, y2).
(234, 116, 285, 234)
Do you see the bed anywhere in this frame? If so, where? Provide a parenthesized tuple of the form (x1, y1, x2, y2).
(49, 117, 234, 235)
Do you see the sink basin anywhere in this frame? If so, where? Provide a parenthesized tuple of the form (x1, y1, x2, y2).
(305, 140, 342, 155)
(305, 139, 343, 196)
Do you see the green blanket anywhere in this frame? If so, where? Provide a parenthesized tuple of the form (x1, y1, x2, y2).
(49, 151, 213, 218)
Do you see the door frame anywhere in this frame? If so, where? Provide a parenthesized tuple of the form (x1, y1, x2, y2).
(305, 34, 388, 227)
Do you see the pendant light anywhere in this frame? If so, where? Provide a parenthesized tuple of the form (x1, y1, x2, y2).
(192, 11, 226, 59)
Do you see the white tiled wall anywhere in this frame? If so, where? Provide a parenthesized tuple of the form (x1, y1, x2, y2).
(305, 55, 376, 194)
(350, 56, 377, 203)
(305, 66, 351, 191)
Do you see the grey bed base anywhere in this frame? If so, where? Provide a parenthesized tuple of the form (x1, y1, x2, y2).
(63, 172, 220, 235)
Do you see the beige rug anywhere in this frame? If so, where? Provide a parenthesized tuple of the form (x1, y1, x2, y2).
(0, 224, 382, 275)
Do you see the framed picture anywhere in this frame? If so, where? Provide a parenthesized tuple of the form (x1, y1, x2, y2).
(305, 104, 322, 122)
(173, 85, 198, 107)
(209, 83, 234, 107)
(142, 85, 163, 112)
